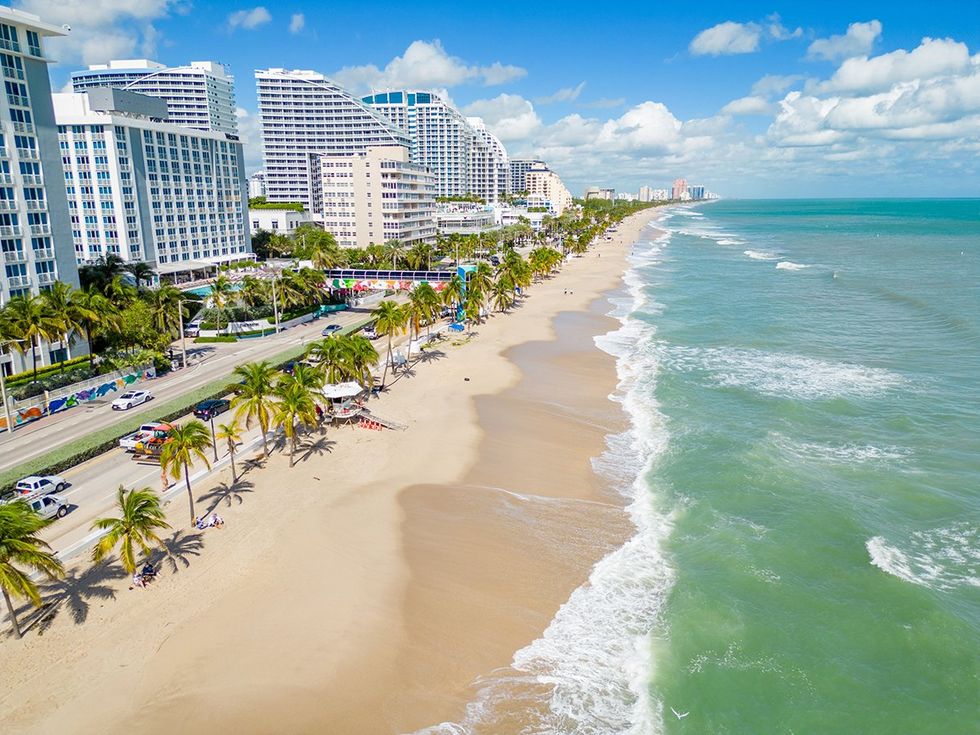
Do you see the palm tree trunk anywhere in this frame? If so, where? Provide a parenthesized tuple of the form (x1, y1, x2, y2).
(86, 325, 95, 370)
(382, 335, 392, 387)
(184, 463, 195, 525)
(2, 587, 22, 639)
(31, 336, 38, 384)
(260, 416, 269, 458)
(289, 435, 296, 467)
(229, 450, 237, 484)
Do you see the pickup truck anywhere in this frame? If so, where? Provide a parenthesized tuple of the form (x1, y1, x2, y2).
(119, 423, 163, 452)
(1, 492, 69, 520)
(15, 475, 68, 495)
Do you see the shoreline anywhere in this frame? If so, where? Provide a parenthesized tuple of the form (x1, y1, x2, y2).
(0, 207, 663, 734)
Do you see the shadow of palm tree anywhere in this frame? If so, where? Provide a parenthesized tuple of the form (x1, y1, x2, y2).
(36, 563, 127, 628)
(416, 349, 446, 365)
(300, 436, 336, 463)
(154, 530, 205, 574)
(240, 455, 265, 475)
(199, 479, 254, 514)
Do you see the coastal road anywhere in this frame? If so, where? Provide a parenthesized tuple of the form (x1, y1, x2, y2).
(0, 306, 377, 474)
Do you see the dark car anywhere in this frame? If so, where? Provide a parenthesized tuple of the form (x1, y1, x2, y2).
(321, 324, 343, 336)
(193, 399, 230, 420)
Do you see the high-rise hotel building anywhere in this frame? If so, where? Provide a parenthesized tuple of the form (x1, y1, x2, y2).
(71, 59, 238, 135)
(0, 7, 79, 373)
(53, 88, 250, 271)
(509, 158, 546, 195)
(255, 68, 409, 213)
(362, 91, 508, 203)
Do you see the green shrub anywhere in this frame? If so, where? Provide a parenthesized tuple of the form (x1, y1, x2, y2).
(266, 304, 318, 324)
(5, 356, 91, 387)
(195, 336, 237, 343)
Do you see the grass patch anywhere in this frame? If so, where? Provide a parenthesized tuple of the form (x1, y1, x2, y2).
(194, 335, 238, 343)
(0, 315, 374, 493)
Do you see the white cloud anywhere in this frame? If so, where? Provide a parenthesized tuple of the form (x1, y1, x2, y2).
(766, 14, 803, 41)
(235, 107, 265, 172)
(721, 96, 775, 115)
(751, 74, 805, 97)
(288, 13, 305, 34)
(536, 81, 586, 105)
(579, 97, 626, 109)
(15, 0, 177, 65)
(690, 21, 761, 56)
(462, 94, 543, 141)
(808, 20, 882, 61)
(332, 40, 526, 94)
(818, 37, 973, 95)
(227, 6, 271, 31)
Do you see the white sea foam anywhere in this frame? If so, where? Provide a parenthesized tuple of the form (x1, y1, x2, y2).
(867, 524, 980, 591)
(416, 234, 676, 735)
(776, 261, 810, 271)
(771, 434, 911, 465)
(660, 345, 906, 400)
(743, 249, 778, 261)
(716, 238, 744, 246)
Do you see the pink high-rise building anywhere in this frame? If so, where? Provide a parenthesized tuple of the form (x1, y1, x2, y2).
(672, 178, 687, 200)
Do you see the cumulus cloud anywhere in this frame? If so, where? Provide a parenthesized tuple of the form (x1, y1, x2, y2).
(690, 21, 761, 56)
(288, 13, 305, 34)
(235, 107, 265, 172)
(332, 40, 526, 94)
(227, 6, 271, 31)
(16, 0, 178, 65)
(808, 20, 882, 61)
(690, 15, 801, 56)
(721, 96, 775, 115)
(462, 94, 543, 141)
(536, 81, 586, 105)
(751, 74, 805, 97)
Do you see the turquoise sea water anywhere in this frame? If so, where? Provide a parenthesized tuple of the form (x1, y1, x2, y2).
(422, 200, 979, 734)
(641, 200, 979, 733)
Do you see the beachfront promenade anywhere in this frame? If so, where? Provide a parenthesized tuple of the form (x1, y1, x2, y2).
(0, 208, 660, 735)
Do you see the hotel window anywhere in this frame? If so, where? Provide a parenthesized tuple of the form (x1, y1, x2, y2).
(26, 31, 41, 57)
(0, 24, 19, 53)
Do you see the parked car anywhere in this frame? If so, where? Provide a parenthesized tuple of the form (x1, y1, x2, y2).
(184, 325, 201, 337)
(111, 390, 152, 411)
(321, 324, 343, 336)
(3, 492, 70, 520)
(361, 324, 379, 340)
(194, 398, 231, 420)
(15, 475, 68, 496)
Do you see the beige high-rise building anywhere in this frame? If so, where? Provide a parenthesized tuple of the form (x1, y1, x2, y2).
(318, 146, 435, 249)
(526, 166, 574, 215)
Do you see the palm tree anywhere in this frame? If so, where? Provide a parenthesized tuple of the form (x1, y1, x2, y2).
(296, 227, 340, 270)
(413, 282, 439, 336)
(279, 362, 325, 411)
(231, 360, 278, 458)
(372, 299, 407, 387)
(125, 261, 155, 289)
(383, 239, 404, 269)
(272, 381, 317, 467)
(463, 289, 485, 331)
(105, 274, 137, 308)
(491, 274, 516, 313)
(405, 242, 434, 270)
(344, 335, 379, 389)
(91, 486, 171, 575)
(0, 501, 63, 639)
(306, 337, 349, 384)
(239, 275, 268, 309)
(441, 273, 465, 315)
(0, 294, 60, 383)
(159, 421, 213, 525)
(215, 422, 243, 484)
(267, 232, 292, 258)
(209, 274, 236, 333)
(70, 288, 118, 370)
(144, 283, 186, 339)
(404, 287, 435, 364)
(469, 261, 494, 296)
(78, 253, 125, 293)
(41, 282, 96, 366)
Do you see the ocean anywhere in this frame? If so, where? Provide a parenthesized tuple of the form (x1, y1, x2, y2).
(425, 200, 980, 733)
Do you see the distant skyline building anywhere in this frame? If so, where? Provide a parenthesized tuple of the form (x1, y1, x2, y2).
(687, 184, 706, 200)
(0, 6, 81, 374)
(71, 59, 238, 135)
(317, 145, 435, 249)
(638, 185, 653, 202)
(362, 91, 508, 202)
(248, 171, 266, 199)
(526, 165, 574, 215)
(54, 88, 250, 273)
(255, 68, 410, 214)
(509, 158, 545, 195)
(672, 178, 687, 200)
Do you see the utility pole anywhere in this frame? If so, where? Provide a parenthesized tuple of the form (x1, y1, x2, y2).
(0, 364, 13, 435)
(177, 299, 187, 369)
(271, 271, 281, 333)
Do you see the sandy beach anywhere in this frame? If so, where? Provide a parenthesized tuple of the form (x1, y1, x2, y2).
(0, 208, 661, 734)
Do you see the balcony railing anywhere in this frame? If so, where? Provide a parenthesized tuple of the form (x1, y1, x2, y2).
(1, 250, 26, 264)
(0, 200, 16, 212)
(20, 174, 42, 185)
(25, 200, 46, 211)
(0, 38, 20, 54)
(16, 148, 38, 160)
(0, 225, 20, 236)
(1, 66, 24, 80)
(36, 272, 56, 285)
(6, 274, 30, 288)
(7, 94, 29, 108)
(29, 224, 50, 235)
(32, 247, 55, 260)
(11, 121, 34, 134)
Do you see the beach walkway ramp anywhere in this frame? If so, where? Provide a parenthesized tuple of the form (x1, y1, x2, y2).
(360, 409, 406, 431)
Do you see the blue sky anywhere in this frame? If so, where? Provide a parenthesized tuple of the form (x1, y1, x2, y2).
(18, 0, 980, 197)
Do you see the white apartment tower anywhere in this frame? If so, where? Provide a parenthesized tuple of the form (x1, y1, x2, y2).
(318, 146, 435, 249)
(509, 158, 546, 195)
(71, 59, 237, 135)
(255, 68, 410, 214)
(54, 88, 250, 272)
(467, 117, 508, 203)
(0, 7, 80, 373)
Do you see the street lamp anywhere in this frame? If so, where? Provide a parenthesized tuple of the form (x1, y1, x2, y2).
(176, 298, 188, 369)
(0, 337, 28, 435)
(269, 269, 281, 334)
(209, 412, 218, 462)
